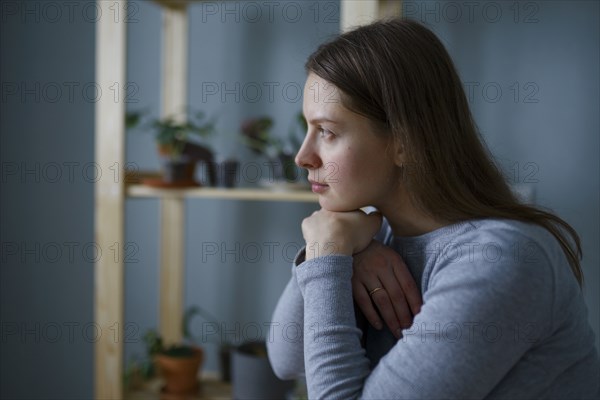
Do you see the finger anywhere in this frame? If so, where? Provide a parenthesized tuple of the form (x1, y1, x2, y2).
(391, 256, 423, 315)
(352, 279, 383, 330)
(380, 280, 413, 332)
(354, 245, 413, 334)
(370, 288, 405, 338)
(371, 263, 414, 330)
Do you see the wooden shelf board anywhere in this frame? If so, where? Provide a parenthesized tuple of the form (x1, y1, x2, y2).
(126, 378, 231, 400)
(127, 184, 319, 203)
(153, 0, 194, 9)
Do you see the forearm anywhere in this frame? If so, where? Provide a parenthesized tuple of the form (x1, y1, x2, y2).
(267, 266, 306, 380)
(296, 254, 370, 399)
(292, 230, 555, 400)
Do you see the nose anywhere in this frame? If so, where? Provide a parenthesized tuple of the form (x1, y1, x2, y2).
(295, 135, 321, 170)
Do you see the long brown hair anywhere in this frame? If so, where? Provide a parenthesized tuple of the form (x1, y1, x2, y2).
(306, 18, 583, 286)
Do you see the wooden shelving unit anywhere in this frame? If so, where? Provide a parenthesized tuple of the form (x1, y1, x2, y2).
(126, 378, 231, 400)
(128, 184, 318, 202)
(94, 1, 399, 398)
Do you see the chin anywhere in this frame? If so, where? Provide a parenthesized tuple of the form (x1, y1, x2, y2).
(318, 198, 363, 213)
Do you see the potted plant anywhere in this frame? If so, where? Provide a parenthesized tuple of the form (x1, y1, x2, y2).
(240, 113, 306, 183)
(231, 340, 295, 399)
(151, 335, 204, 395)
(184, 305, 235, 382)
(126, 110, 218, 185)
(123, 307, 205, 396)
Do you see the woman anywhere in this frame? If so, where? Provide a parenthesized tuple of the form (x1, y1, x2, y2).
(267, 18, 599, 399)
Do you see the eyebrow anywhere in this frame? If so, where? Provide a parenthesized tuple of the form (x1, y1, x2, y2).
(307, 117, 339, 125)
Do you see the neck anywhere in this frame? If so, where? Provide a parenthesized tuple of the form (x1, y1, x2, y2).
(377, 193, 449, 238)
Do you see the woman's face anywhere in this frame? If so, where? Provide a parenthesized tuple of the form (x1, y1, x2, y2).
(296, 73, 402, 212)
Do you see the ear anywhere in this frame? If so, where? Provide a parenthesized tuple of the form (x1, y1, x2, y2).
(392, 141, 406, 167)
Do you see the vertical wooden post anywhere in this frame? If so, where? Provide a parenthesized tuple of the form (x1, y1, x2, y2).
(160, 197, 185, 345)
(340, 0, 402, 32)
(340, 0, 379, 32)
(162, 4, 188, 123)
(159, 4, 189, 346)
(378, 0, 403, 19)
(94, 0, 126, 398)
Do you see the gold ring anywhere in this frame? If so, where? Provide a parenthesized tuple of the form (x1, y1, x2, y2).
(368, 287, 383, 297)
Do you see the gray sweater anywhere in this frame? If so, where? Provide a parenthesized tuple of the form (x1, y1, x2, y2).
(267, 218, 600, 399)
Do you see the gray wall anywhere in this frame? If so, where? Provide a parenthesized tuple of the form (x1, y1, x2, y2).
(1, 1, 96, 398)
(417, 0, 599, 350)
(1, 1, 598, 399)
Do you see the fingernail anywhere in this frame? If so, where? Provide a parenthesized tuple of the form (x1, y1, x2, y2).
(395, 328, 403, 339)
(374, 321, 382, 330)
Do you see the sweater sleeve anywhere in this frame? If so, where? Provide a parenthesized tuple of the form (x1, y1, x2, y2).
(266, 249, 307, 380)
(266, 220, 390, 381)
(295, 229, 555, 399)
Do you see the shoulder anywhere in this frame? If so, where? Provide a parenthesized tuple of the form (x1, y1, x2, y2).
(467, 218, 556, 244)
(416, 219, 568, 336)
(426, 218, 563, 298)
(454, 218, 563, 269)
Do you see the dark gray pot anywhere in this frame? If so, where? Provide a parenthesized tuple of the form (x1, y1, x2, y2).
(163, 158, 193, 183)
(219, 159, 240, 188)
(231, 341, 294, 400)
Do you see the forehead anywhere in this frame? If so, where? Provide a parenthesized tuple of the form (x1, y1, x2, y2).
(302, 73, 347, 122)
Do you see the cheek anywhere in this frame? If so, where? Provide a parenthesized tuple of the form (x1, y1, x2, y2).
(337, 149, 377, 184)
(325, 152, 357, 187)
(323, 144, 392, 188)
(316, 148, 347, 184)
(340, 149, 397, 191)
(320, 152, 385, 211)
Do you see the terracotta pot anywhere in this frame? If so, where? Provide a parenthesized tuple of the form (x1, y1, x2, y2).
(155, 347, 204, 395)
(157, 143, 175, 158)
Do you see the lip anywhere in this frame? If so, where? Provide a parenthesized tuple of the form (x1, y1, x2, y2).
(309, 179, 329, 194)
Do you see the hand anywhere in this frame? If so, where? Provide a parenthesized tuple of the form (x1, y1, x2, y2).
(352, 240, 422, 338)
(302, 209, 382, 260)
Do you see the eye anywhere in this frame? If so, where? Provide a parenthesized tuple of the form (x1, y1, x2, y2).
(318, 127, 334, 138)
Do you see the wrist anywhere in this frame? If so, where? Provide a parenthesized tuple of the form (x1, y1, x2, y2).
(305, 240, 353, 260)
